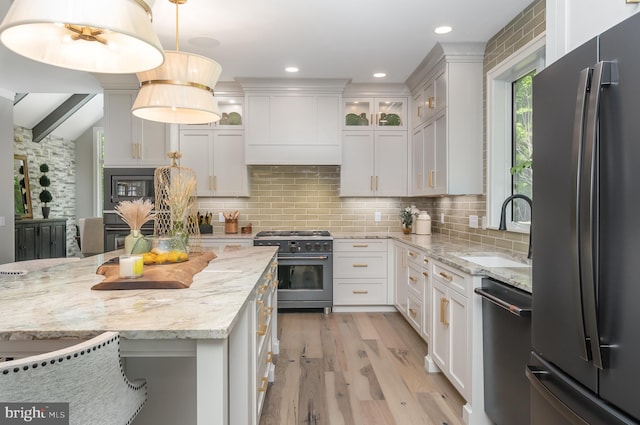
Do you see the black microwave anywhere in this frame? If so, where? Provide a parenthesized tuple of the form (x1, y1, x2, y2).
(104, 168, 156, 211)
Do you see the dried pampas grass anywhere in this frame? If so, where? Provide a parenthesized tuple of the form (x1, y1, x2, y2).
(115, 198, 155, 231)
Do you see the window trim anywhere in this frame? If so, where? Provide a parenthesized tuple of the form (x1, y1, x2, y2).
(486, 33, 545, 233)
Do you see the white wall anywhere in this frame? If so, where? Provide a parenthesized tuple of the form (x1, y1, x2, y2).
(547, 0, 640, 63)
(0, 89, 14, 263)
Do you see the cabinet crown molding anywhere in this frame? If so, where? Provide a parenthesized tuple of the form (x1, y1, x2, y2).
(237, 78, 350, 94)
(405, 42, 486, 92)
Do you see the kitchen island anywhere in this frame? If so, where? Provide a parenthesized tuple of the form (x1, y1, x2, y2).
(0, 246, 279, 425)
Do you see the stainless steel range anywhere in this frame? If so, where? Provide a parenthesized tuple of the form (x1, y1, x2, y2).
(254, 230, 333, 311)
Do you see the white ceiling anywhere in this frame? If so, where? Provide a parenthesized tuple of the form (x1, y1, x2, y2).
(0, 0, 533, 140)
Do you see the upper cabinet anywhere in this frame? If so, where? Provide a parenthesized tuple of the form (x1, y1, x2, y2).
(343, 97, 408, 131)
(180, 97, 244, 130)
(103, 90, 170, 168)
(407, 43, 484, 196)
(238, 79, 349, 165)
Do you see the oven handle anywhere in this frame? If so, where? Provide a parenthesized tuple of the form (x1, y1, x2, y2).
(278, 256, 329, 261)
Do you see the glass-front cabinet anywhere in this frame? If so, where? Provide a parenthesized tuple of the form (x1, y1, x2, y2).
(343, 97, 407, 130)
(179, 96, 244, 130)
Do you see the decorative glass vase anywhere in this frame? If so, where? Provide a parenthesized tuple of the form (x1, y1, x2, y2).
(172, 221, 189, 253)
(124, 229, 142, 254)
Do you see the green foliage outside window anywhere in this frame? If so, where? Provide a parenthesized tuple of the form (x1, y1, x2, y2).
(511, 70, 535, 223)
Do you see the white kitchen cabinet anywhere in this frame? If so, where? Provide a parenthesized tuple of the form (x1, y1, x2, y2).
(200, 238, 253, 252)
(407, 43, 483, 196)
(340, 130, 407, 196)
(333, 239, 389, 306)
(343, 97, 408, 131)
(178, 128, 249, 197)
(104, 90, 170, 167)
(243, 90, 343, 165)
(394, 242, 408, 314)
(430, 260, 470, 400)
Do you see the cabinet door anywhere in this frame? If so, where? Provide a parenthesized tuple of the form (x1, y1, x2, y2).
(51, 222, 67, 258)
(411, 126, 425, 196)
(394, 244, 408, 313)
(375, 98, 407, 130)
(431, 279, 449, 371)
(179, 130, 214, 197)
(412, 90, 425, 129)
(137, 119, 169, 166)
(374, 131, 407, 196)
(15, 224, 37, 261)
(212, 130, 249, 196)
(343, 98, 373, 130)
(339, 131, 375, 196)
(38, 223, 53, 259)
(104, 91, 137, 166)
(449, 289, 469, 398)
(433, 113, 447, 194)
(422, 120, 437, 195)
(434, 68, 447, 113)
(421, 259, 431, 343)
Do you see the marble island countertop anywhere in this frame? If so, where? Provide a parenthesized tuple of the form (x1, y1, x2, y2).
(334, 232, 532, 293)
(0, 246, 278, 341)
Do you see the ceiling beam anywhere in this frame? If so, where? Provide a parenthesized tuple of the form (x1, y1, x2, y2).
(32, 94, 96, 143)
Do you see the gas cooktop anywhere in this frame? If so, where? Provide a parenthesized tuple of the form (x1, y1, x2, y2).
(254, 230, 331, 239)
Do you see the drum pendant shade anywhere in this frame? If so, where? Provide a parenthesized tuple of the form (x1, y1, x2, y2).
(132, 50, 222, 124)
(0, 0, 165, 74)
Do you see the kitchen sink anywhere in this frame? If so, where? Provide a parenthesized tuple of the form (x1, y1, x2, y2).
(458, 255, 531, 268)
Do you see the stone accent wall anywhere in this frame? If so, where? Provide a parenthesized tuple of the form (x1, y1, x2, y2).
(14, 127, 79, 257)
(196, 165, 431, 234)
(429, 0, 544, 255)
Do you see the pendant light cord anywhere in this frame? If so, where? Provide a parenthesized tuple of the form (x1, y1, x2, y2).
(175, 0, 179, 52)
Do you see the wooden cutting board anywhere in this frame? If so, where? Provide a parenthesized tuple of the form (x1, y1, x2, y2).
(92, 251, 217, 290)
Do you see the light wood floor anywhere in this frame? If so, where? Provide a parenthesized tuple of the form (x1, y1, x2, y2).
(259, 311, 465, 425)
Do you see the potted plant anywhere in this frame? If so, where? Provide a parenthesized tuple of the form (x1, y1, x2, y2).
(400, 206, 418, 235)
(38, 163, 53, 219)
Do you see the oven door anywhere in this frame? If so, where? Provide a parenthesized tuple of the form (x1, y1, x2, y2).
(276, 253, 333, 309)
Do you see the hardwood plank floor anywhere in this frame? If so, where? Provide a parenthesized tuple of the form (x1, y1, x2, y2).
(260, 312, 465, 425)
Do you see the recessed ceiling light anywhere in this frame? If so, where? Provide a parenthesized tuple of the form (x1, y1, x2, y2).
(285, 67, 299, 73)
(435, 26, 453, 34)
(373, 72, 386, 78)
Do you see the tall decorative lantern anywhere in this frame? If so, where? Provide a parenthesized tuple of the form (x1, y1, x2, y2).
(154, 152, 201, 253)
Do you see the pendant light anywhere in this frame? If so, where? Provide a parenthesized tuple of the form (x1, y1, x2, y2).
(131, 0, 222, 124)
(0, 0, 164, 74)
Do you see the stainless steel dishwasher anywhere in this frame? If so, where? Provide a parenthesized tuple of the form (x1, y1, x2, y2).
(475, 277, 532, 425)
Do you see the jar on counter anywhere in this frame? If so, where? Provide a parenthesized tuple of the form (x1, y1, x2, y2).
(415, 211, 432, 235)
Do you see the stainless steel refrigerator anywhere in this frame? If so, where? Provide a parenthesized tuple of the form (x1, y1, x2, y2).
(529, 11, 640, 425)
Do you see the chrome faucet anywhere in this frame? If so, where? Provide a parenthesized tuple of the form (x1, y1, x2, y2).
(499, 194, 532, 259)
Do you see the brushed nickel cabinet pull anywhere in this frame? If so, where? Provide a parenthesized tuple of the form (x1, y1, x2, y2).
(352, 264, 369, 268)
(428, 96, 435, 109)
(353, 290, 369, 294)
(376, 176, 379, 191)
(439, 271, 453, 282)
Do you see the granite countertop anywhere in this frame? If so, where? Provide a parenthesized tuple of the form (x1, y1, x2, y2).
(0, 246, 278, 341)
(334, 232, 532, 293)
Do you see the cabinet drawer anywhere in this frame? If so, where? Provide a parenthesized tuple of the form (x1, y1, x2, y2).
(333, 279, 387, 305)
(334, 239, 387, 252)
(256, 325, 272, 416)
(407, 265, 423, 298)
(433, 261, 468, 295)
(407, 293, 422, 332)
(334, 254, 386, 278)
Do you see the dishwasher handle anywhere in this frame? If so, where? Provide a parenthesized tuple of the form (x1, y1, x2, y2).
(474, 287, 532, 317)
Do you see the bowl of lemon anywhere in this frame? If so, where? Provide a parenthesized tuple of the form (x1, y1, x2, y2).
(131, 236, 188, 265)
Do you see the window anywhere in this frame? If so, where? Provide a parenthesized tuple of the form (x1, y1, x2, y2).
(487, 34, 545, 232)
(512, 70, 534, 223)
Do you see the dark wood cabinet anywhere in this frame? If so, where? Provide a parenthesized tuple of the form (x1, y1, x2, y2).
(15, 219, 67, 261)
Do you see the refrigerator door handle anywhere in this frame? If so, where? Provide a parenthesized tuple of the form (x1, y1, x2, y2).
(570, 67, 591, 363)
(581, 61, 616, 370)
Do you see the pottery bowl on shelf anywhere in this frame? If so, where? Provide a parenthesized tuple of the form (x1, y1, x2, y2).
(132, 236, 188, 264)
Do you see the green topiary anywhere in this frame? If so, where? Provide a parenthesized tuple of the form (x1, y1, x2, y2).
(39, 163, 53, 207)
